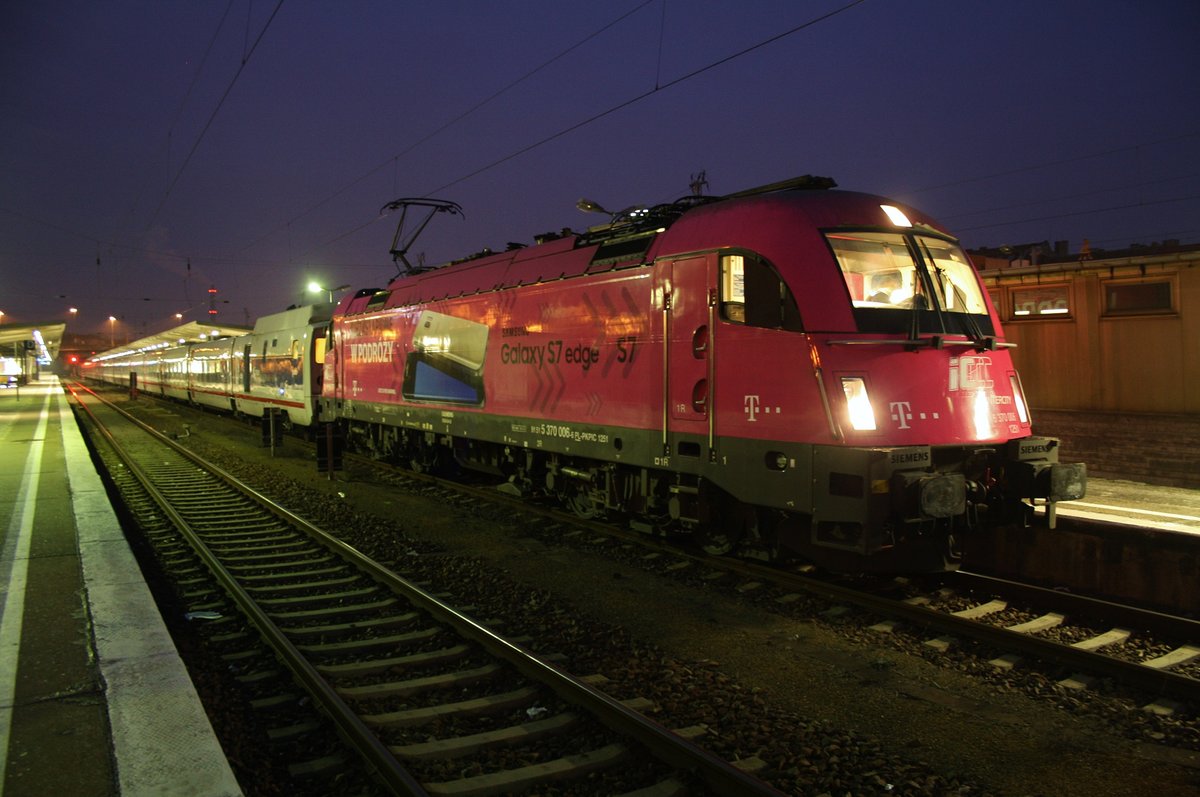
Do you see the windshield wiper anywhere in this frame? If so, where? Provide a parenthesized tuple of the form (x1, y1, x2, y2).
(909, 293, 928, 342)
(829, 259, 1015, 349)
(830, 273, 1013, 349)
(826, 336, 1015, 349)
(934, 265, 994, 350)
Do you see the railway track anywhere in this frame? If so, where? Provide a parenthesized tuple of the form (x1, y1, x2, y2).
(817, 569, 1200, 704)
(321, 429, 1200, 712)
(521, 517, 1200, 711)
(84, 384, 1200, 782)
(347, 437, 1200, 715)
(67, 382, 787, 797)
(120, 385, 1200, 711)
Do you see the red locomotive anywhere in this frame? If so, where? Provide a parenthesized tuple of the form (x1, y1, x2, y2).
(319, 176, 1086, 571)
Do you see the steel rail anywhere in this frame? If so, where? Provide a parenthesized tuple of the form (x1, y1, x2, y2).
(950, 570, 1200, 639)
(769, 565, 1200, 703)
(68, 384, 432, 797)
(472, 464, 1200, 703)
(347, 441, 1200, 705)
(71, 383, 786, 797)
(332, 425, 1200, 705)
(384, 460, 1200, 704)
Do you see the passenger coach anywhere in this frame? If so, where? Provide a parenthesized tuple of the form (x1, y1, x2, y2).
(90, 304, 331, 429)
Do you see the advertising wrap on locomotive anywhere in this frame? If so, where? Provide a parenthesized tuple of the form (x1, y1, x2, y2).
(91, 177, 1086, 572)
(317, 177, 1087, 571)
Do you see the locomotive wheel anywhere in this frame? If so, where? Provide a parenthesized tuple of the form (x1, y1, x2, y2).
(695, 489, 747, 555)
(697, 525, 739, 556)
(566, 491, 600, 519)
(410, 447, 441, 474)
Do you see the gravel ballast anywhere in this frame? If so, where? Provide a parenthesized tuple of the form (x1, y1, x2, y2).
(123, 399, 1200, 796)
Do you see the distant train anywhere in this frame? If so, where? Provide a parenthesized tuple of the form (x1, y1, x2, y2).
(88, 303, 330, 428)
(90, 176, 1086, 571)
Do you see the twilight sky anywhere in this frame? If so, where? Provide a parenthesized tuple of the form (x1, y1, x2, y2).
(2, 0, 1197, 342)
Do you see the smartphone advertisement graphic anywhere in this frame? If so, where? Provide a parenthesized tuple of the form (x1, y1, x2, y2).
(402, 311, 488, 405)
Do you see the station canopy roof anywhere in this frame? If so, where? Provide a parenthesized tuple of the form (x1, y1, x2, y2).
(89, 321, 252, 362)
(0, 321, 67, 361)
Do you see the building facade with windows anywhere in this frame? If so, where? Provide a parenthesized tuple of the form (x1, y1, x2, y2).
(975, 242, 1200, 486)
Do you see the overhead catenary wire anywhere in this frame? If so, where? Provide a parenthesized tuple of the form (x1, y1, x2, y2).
(427, 0, 868, 197)
(294, 0, 869, 263)
(936, 171, 1200, 223)
(239, 0, 658, 255)
(7, 1, 1196, 291)
(121, 0, 236, 229)
(952, 194, 1200, 234)
(905, 131, 1200, 196)
(5, 0, 867, 271)
(166, 1, 238, 191)
(143, 0, 286, 232)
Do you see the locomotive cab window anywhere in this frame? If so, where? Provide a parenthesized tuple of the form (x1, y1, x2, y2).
(829, 232, 920, 308)
(828, 230, 993, 336)
(720, 253, 803, 330)
(916, 237, 989, 315)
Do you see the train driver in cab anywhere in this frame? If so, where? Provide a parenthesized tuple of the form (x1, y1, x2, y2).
(869, 271, 913, 306)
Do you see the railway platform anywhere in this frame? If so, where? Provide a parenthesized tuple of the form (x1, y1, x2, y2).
(971, 477, 1200, 614)
(1060, 476, 1200, 535)
(0, 376, 240, 796)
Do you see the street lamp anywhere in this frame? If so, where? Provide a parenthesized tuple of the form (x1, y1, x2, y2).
(108, 316, 116, 347)
(307, 281, 350, 303)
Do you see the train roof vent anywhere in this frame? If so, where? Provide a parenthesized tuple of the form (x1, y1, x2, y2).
(725, 174, 837, 198)
(574, 198, 698, 260)
(589, 231, 658, 267)
(365, 290, 391, 310)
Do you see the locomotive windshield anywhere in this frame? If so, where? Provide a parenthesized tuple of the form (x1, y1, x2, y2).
(828, 231, 993, 336)
(914, 236, 989, 315)
(829, 232, 921, 309)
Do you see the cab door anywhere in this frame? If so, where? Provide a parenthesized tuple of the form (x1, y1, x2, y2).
(658, 255, 715, 459)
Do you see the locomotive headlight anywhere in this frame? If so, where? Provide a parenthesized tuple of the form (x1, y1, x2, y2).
(1009, 373, 1030, 424)
(841, 377, 877, 431)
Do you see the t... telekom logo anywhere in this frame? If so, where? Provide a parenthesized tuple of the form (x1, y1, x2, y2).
(890, 400, 941, 429)
(744, 394, 760, 421)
